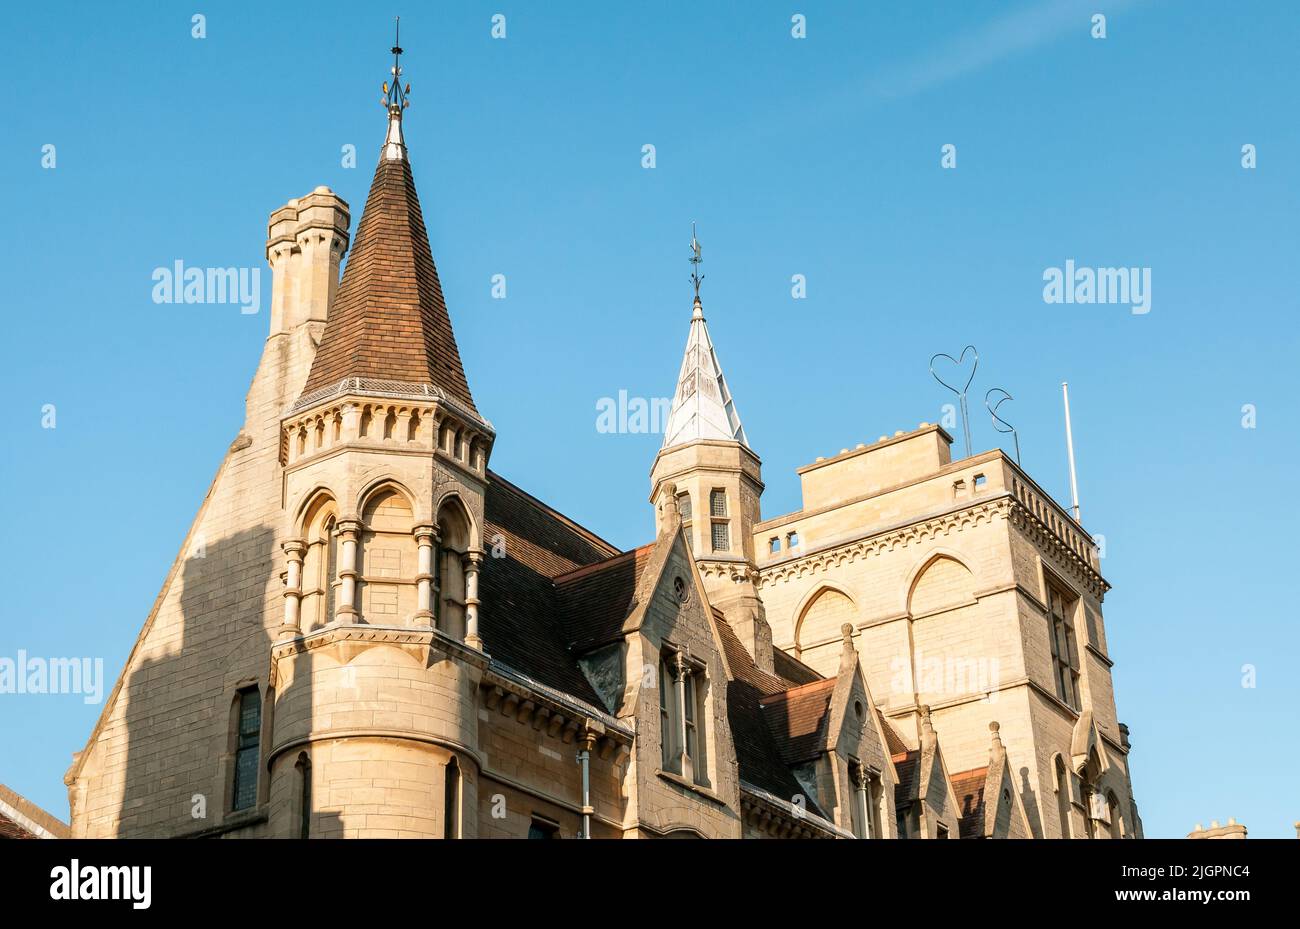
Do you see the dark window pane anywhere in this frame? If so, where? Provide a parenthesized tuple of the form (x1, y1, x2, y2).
(232, 689, 261, 811)
(528, 820, 558, 839)
(711, 522, 729, 552)
(233, 747, 259, 811)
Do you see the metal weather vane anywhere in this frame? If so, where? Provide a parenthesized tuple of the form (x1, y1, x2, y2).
(382, 17, 411, 111)
(689, 222, 704, 300)
(985, 387, 1021, 465)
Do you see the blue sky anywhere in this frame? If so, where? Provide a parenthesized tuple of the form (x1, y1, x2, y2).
(2, 0, 1297, 837)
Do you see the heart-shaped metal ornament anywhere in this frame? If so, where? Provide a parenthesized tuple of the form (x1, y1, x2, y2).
(928, 345, 979, 459)
(929, 345, 979, 397)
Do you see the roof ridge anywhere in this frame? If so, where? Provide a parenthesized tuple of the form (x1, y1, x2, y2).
(764, 676, 838, 701)
(553, 542, 653, 584)
(487, 470, 621, 557)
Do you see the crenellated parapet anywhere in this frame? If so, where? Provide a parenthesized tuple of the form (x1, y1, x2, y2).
(266, 187, 350, 336)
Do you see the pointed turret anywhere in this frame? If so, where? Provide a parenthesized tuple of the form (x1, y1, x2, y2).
(278, 28, 493, 647)
(298, 34, 478, 418)
(650, 226, 770, 670)
(661, 230, 747, 450)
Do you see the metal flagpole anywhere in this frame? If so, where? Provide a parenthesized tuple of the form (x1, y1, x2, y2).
(1062, 382, 1081, 522)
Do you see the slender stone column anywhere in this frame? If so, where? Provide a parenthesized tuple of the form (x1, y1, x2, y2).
(852, 761, 872, 838)
(463, 551, 483, 649)
(336, 519, 362, 622)
(413, 524, 437, 629)
(280, 539, 307, 638)
(673, 651, 691, 778)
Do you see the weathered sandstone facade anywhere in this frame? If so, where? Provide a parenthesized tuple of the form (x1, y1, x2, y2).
(65, 46, 1140, 841)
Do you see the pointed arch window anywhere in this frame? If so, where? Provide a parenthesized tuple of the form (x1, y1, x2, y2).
(1054, 756, 1073, 838)
(1107, 791, 1123, 839)
(323, 516, 337, 623)
(444, 756, 461, 839)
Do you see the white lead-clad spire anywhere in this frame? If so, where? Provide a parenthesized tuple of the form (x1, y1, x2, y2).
(383, 109, 406, 162)
(661, 294, 749, 450)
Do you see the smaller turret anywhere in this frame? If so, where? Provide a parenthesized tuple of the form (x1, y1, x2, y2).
(649, 227, 771, 670)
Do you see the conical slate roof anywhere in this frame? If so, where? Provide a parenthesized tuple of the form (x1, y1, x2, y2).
(300, 109, 478, 416)
(661, 297, 748, 450)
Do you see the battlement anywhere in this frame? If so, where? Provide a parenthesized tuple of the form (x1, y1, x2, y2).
(265, 186, 350, 335)
(797, 423, 954, 512)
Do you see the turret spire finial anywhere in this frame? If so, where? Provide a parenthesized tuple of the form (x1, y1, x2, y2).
(382, 17, 410, 113)
(689, 222, 704, 310)
(380, 18, 410, 161)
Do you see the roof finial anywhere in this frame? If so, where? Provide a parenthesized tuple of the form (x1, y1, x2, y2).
(380, 18, 411, 161)
(689, 222, 704, 316)
(382, 17, 411, 113)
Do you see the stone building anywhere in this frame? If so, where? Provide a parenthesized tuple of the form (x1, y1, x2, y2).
(64, 44, 1141, 840)
(1187, 820, 1247, 840)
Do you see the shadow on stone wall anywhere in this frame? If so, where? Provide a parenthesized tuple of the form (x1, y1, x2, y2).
(116, 525, 276, 837)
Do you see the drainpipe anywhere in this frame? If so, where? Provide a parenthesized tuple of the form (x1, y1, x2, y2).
(577, 730, 597, 839)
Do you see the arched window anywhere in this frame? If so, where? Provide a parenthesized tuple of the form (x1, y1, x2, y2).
(323, 517, 337, 622)
(1054, 756, 1072, 839)
(295, 752, 312, 839)
(359, 487, 416, 625)
(443, 756, 461, 840)
(1080, 749, 1104, 839)
(794, 587, 857, 677)
(435, 498, 471, 639)
(1107, 790, 1123, 839)
(300, 494, 339, 630)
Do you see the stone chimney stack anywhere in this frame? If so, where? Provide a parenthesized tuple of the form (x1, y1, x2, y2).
(266, 187, 350, 337)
